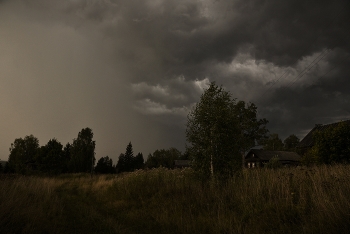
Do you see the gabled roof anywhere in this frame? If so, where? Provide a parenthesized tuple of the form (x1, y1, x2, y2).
(245, 149, 301, 161)
(0, 160, 7, 167)
(174, 160, 191, 167)
(297, 120, 350, 148)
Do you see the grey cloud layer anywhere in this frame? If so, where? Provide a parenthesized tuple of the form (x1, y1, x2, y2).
(1, 0, 349, 161)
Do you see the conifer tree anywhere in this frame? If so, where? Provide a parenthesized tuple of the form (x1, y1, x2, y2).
(124, 142, 134, 171)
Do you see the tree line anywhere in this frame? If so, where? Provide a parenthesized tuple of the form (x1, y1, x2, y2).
(95, 144, 190, 174)
(2, 128, 95, 175)
(2, 82, 348, 177)
(0, 127, 190, 175)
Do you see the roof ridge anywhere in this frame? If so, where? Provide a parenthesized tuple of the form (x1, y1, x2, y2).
(321, 119, 350, 127)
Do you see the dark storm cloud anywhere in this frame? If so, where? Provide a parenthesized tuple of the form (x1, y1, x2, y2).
(89, 0, 350, 72)
(258, 48, 350, 139)
(49, 0, 349, 80)
(1, 0, 350, 161)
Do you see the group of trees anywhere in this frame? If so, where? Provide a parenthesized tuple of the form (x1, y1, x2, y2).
(93, 142, 145, 174)
(5, 128, 95, 175)
(0, 82, 279, 178)
(95, 156, 114, 174)
(261, 133, 300, 152)
(4, 82, 347, 178)
(115, 142, 144, 173)
(95, 143, 187, 174)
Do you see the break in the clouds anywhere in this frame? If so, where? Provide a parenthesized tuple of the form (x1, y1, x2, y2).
(0, 0, 349, 162)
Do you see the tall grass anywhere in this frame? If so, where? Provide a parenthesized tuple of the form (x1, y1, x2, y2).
(1, 165, 350, 233)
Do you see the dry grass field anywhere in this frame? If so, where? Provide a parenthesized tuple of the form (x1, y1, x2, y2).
(1, 165, 350, 233)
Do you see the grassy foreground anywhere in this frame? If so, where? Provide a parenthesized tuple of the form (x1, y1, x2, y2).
(1, 166, 350, 234)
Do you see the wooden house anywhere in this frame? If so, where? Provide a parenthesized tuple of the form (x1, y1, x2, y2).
(245, 149, 301, 168)
(297, 120, 350, 154)
(0, 160, 7, 168)
(174, 160, 191, 168)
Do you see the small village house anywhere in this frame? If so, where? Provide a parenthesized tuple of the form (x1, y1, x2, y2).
(174, 160, 191, 168)
(0, 160, 7, 168)
(297, 120, 350, 154)
(245, 149, 301, 168)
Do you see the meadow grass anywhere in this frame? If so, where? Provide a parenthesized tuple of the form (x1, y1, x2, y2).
(1, 165, 350, 233)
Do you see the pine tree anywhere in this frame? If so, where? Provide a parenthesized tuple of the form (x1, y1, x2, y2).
(124, 142, 134, 172)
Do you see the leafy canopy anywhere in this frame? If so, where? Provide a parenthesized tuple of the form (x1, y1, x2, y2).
(8, 135, 39, 174)
(69, 128, 96, 173)
(95, 156, 114, 174)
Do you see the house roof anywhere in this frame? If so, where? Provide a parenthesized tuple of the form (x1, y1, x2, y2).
(297, 120, 350, 148)
(174, 160, 191, 166)
(0, 160, 7, 167)
(245, 149, 301, 161)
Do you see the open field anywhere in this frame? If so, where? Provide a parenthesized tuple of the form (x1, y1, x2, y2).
(1, 165, 350, 234)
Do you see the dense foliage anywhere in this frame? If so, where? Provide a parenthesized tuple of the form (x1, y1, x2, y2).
(8, 135, 39, 174)
(95, 156, 114, 174)
(69, 128, 96, 173)
(6, 128, 96, 175)
(36, 138, 67, 174)
(134, 152, 144, 170)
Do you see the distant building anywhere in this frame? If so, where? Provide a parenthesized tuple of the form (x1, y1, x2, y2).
(245, 149, 301, 168)
(0, 160, 7, 167)
(297, 120, 350, 154)
(0, 160, 7, 172)
(174, 160, 191, 168)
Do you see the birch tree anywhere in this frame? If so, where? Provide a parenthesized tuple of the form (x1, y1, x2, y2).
(186, 82, 268, 179)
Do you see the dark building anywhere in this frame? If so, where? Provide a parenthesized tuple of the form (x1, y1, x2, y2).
(297, 120, 350, 154)
(245, 149, 301, 168)
(0, 160, 7, 168)
(174, 160, 191, 168)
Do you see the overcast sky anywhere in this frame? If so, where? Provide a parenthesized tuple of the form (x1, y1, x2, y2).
(1, 0, 349, 162)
